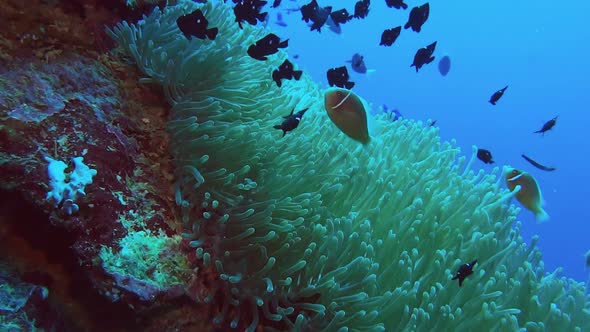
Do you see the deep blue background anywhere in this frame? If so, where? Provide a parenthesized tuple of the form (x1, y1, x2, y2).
(262, 0, 590, 283)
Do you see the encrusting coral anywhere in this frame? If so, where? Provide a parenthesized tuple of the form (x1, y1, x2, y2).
(107, 1, 590, 331)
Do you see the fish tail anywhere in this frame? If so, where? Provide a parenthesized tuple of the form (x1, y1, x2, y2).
(272, 71, 283, 87)
(279, 39, 289, 48)
(402, 3, 408, 9)
(534, 208, 550, 223)
(207, 28, 218, 40)
(273, 125, 282, 130)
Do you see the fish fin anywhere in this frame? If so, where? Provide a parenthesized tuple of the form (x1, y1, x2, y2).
(206, 28, 218, 40)
(279, 39, 289, 48)
(272, 70, 282, 87)
(365, 69, 377, 75)
(292, 70, 303, 80)
(402, 3, 408, 9)
(534, 208, 550, 223)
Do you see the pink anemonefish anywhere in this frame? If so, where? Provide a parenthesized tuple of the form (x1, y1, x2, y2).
(323, 87, 370, 144)
(505, 167, 549, 223)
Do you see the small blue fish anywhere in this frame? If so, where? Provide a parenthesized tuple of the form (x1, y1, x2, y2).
(325, 15, 342, 34)
(347, 53, 366, 73)
(388, 108, 403, 121)
(275, 12, 287, 27)
(438, 55, 451, 76)
(346, 53, 376, 74)
(381, 104, 402, 121)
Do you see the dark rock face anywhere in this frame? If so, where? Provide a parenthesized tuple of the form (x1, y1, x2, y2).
(0, 2, 214, 329)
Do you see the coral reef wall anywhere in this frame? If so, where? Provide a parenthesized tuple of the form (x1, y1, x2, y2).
(108, 1, 590, 331)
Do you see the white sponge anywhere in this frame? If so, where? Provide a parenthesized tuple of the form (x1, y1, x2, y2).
(45, 156, 98, 215)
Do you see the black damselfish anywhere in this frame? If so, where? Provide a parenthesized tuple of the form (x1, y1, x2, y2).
(233, 0, 268, 29)
(272, 59, 302, 87)
(300, 0, 319, 22)
(327, 66, 355, 89)
(411, 41, 436, 72)
(477, 148, 494, 164)
(310, 5, 332, 31)
(274, 108, 308, 136)
(330, 8, 353, 25)
(404, 3, 429, 32)
(353, 0, 370, 19)
(247, 33, 288, 60)
(380, 26, 401, 46)
(452, 260, 477, 287)
(177, 9, 218, 40)
(300, 0, 332, 32)
(386, 0, 408, 9)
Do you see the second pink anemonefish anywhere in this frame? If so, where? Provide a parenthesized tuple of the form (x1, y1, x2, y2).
(505, 167, 549, 223)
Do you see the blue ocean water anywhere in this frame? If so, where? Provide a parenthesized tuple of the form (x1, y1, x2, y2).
(265, 0, 590, 282)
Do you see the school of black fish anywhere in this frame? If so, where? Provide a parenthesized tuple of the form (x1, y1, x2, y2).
(174, 0, 562, 287)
